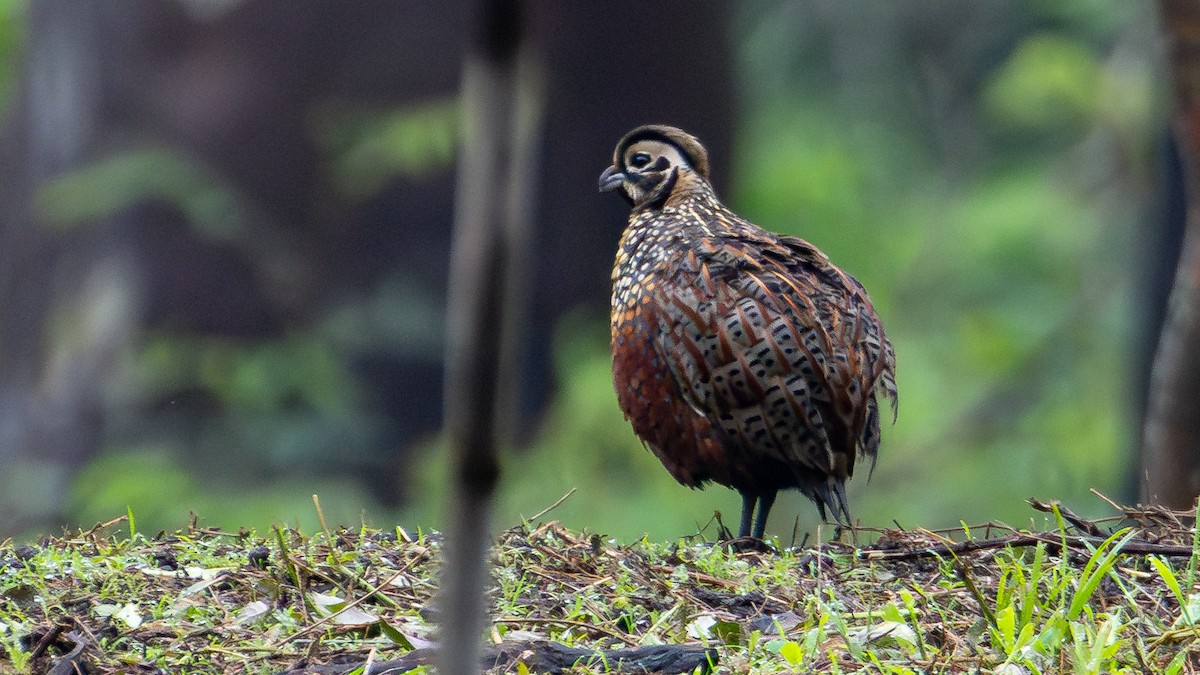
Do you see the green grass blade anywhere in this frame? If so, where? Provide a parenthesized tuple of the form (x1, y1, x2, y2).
(1067, 528, 1135, 622)
(1151, 555, 1191, 625)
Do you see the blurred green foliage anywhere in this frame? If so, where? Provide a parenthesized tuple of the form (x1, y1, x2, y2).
(68, 447, 378, 532)
(36, 148, 252, 238)
(136, 333, 363, 416)
(311, 98, 459, 200)
(0, 0, 23, 125)
(984, 33, 1103, 133)
(55, 2, 1165, 541)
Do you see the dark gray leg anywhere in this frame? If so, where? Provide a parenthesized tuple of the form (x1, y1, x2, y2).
(752, 491, 777, 540)
(738, 493, 755, 538)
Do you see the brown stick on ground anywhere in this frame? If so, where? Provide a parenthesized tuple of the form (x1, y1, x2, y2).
(860, 532, 1194, 562)
(1026, 498, 1107, 537)
(277, 641, 718, 675)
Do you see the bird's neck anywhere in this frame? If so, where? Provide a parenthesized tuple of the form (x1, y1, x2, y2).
(629, 170, 722, 215)
(663, 171, 720, 209)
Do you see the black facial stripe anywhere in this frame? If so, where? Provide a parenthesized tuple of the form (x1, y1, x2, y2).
(648, 156, 670, 171)
(643, 168, 678, 210)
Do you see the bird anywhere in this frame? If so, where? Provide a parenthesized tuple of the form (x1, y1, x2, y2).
(600, 124, 897, 540)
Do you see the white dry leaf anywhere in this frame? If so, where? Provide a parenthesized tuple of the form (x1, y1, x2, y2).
(138, 566, 235, 597)
(113, 603, 144, 629)
(849, 620, 917, 647)
(386, 574, 413, 589)
(307, 591, 379, 626)
(685, 613, 719, 640)
(330, 605, 380, 626)
(502, 629, 543, 642)
(308, 591, 345, 609)
(237, 600, 272, 623)
(180, 573, 230, 597)
(137, 567, 172, 578)
(141, 565, 230, 580)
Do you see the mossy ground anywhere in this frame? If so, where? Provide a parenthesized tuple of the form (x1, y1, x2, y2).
(2, 499, 1199, 674)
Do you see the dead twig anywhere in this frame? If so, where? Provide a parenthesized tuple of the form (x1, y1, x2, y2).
(525, 488, 578, 523)
(494, 616, 638, 644)
(1027, 498, 1107, 537)
(860, 532, 1194, 562)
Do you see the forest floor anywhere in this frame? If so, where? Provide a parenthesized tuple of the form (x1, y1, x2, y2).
(1, 497, 1199, 674)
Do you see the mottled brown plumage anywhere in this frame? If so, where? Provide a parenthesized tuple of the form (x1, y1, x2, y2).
(601, 125, 897, 539)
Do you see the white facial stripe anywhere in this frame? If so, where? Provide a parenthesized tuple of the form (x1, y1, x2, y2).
(625, 140, 691, 171)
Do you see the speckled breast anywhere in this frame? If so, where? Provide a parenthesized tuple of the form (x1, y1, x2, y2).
(609, 213, 727, 488)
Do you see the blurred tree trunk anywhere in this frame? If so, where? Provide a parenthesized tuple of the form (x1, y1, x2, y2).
(0, 0, 143, 532)
(1141, 1, 1200, 508)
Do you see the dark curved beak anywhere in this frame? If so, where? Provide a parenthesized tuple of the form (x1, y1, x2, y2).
(598, 165, 625, 192)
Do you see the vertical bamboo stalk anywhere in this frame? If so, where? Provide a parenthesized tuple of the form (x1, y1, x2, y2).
(440, 0, 540, 670)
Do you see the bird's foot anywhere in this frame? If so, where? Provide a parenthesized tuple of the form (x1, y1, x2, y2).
(721, 536, 776, 554)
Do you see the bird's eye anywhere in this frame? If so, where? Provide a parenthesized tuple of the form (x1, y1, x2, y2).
(628, 152, 653, 169)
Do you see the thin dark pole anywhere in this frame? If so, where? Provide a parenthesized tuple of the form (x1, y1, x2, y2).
(439, 0, 538, 671)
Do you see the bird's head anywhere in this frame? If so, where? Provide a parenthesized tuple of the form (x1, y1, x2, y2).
(599, 125, 711, 209)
